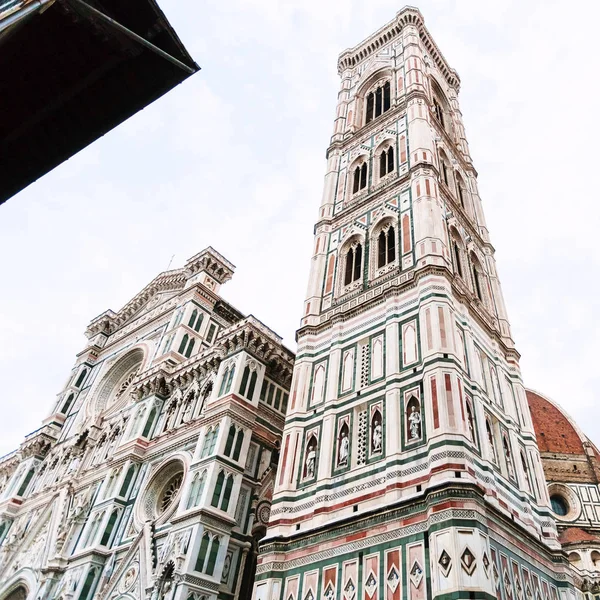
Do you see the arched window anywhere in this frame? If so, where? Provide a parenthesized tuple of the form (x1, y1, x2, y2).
(220, 475, 234, 511)
(247, 370, 258, 400)
(379, 146, 394, 177)
(211, 471, 225, 507)
(79, 566, 101, 600)
(141, 405, 158, 439)
(239, 366, 251, 396)
(344, 243, 363, 286)
(224, 365, 235, 395)
(195, 532, 211, 572)
(365, 80, 391, 124)
(60, 393, 75, 415)
(74, 368, 88, 388)
(433, 97, 444, 127)
(206, 536, 220, 576)
(486, 419, 498, 464)
(502, 435, 515, 480)
(466, 400, 476, 445)
(521, 451, 532, 493)
(100, 509, 119, 546)
(452, 240, 463, 278)
(224, 425, 236, 457)
(455, 173, 467, 209)
(218, 368, 229, 397)
(178, 334, 189, 355)
(471, 255, 485, 302)
(16, 468, 35, 496)
(352, 163, 368, 194)
(201, 426, 219, 458)
(184, 338, 195, 359)
(232, 430, 244, 461)
(188, 309, 198, 329)
(377, 226, 396, 268)
(119, 464, 137, 497)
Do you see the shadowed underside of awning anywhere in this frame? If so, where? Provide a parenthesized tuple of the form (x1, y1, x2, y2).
(0, 0, 199, 204)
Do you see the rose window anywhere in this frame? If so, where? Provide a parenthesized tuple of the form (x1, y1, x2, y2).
(159, 473, 183, 514)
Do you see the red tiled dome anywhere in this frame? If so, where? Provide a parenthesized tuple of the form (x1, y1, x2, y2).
(559, 527, 600, 545)
(526, 390, 585, 455)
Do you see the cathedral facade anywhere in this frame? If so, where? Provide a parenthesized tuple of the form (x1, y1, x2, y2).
(253, 7, 580, 600)
(0, 248, 293, 600)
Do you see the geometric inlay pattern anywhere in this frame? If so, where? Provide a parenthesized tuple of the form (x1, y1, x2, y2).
(461, 547, 477, 576)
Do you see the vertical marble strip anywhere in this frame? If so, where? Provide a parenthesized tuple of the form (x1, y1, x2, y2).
(431, 375, 439, 429)
(445, 373, 455, 428)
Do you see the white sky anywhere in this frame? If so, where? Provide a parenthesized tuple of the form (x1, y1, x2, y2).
(1, 0, 598, 456)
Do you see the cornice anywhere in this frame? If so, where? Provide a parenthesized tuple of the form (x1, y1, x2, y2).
(336, 7, 460, 91)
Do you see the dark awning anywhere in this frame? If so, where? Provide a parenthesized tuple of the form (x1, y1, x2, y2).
(0, 0, 199, 204)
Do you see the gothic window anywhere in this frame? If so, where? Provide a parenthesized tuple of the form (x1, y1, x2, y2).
(60, 392, 75, 415)
(16, 467, 35, 496)
(119, 464, 137, 498)
(206, 323, 217, 344)
(79, 566, 101, 600)
(224, 425, 236, 457)
(201, 425, 219, 458)
(377, 226, 396, 269)
(195, 532, 211, 572)
(206, 536, 220, 575)
(178, 334, 189, 355)
(211, 471, 233, 511)
(439, 150, 452, 188)
(470, 253, 486, 303)
(239, 365, 259, 400)
(365, 80, 391, 124)
(486, 418, 498, 465)
(343, 243, 363, 286)
(379, 146, 394, 177)
(433, 97, 444, 127)
(502, 434, 515, 480)
(187, 470, 206, 509)
(184, 338, 195, 358)
(521, 450, 532, 494)
(452, 240, 463, 278)
(188, 309, 204, 332)
(99, 509, 119, 547)
(352, 163, 368, 194)
(239, 366, 250, 396)
(466, 400, 476, 446)
(232, 430, 244, 461)
(162, 400, 177, 434)
(220, 475, 234, 511)
(74, 368, 88, 388)
(310, 364, 326, 405)
(141, 405, 158, 438)
(455, 173, 467, 209)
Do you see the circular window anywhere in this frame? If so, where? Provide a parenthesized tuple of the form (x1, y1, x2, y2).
(550, 494, 569, 516)
(138, 460, 186, 524)
(159, 473, 183, 514)
(547, 483, 580, 521)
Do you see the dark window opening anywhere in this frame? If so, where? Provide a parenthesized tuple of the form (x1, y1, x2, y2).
(377, 227, 396, 269)
(344, 243, 363, 286)
(365, 81, 391, 124)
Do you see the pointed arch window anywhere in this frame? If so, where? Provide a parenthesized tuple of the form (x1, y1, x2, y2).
(60, 392, 75, 415)
(211, 471, 225, 507)
(118, 464, 137, 498)
(201, 425, 219, 458)
(187, 470, 206, 509)
(195, 532, 211, 572)
(188, 309, 204, 332)
(74, 368, 88, 388)
(224, 425, 236, 457)
(352, 163, 368, 194)
(239, 366, 251, 396)
(379, 147, 394, 177)
(433, 97, 444, 127)
(521, 450, 532, 494)
(344, 243, 363, 286)
(141, 405, 158, 439)
(452, 240, 463, 278)
(218, 367, 230, 397)
(178, 334, 189, 355)
(472, 261, 484, 302)
(224, 365, 235, 395)
(100, 509, 119, 547)
(220, 475, 234, 511)
(365, 80, 391, 124)
(232, 430, 244, 461)
(486, 419, 498, 465)
(377, 226, 396, 269)
(205, 536, 220, 576)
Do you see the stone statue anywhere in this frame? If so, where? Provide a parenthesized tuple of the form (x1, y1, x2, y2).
(338, 431, 349, 466)
(372, 420, 382, 453)
(305, 444, 316, 479)
(408, 405, 421, 440)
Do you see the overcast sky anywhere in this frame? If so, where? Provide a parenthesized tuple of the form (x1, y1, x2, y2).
(1, 0, 598, 457)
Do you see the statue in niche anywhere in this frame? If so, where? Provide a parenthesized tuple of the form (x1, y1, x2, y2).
(304, 437, 317, 479)
(337, 425, 349, 466)
(407, 401, 421, 441)
(371, 414, 382, 453)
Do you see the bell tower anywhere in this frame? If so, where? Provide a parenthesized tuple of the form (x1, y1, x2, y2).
(254, 8, 576, 600)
